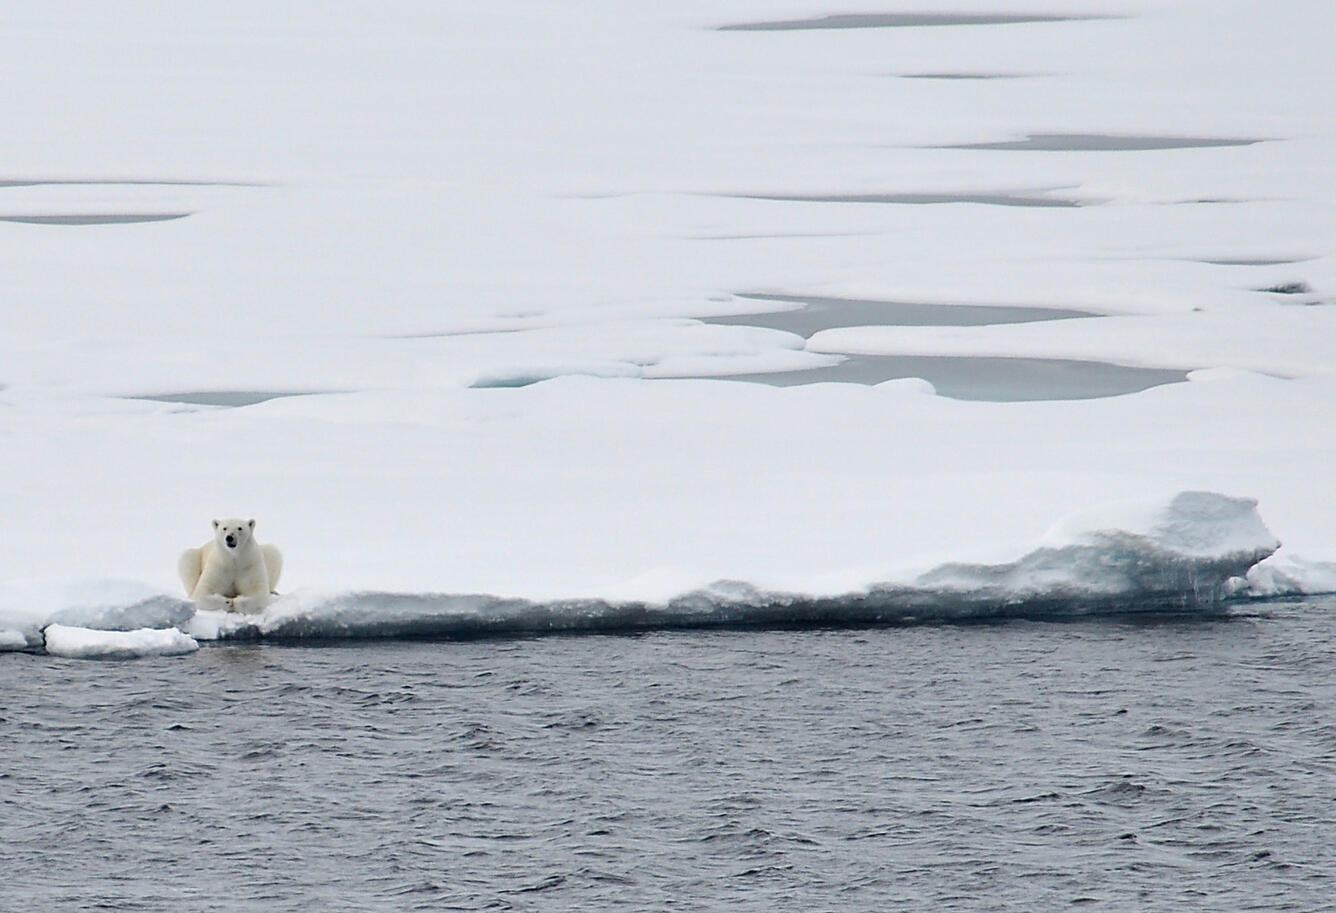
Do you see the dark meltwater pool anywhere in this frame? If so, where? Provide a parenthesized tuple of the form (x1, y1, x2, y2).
(4, 598, 1334, 912)
(717, 13, 1109, 31)
(695, 296, 1186, 399)
(701, 294, 1098, 335)
(719, 354, 1189, 400)
(940, 134, 1266, 152)
(0, 213, 192, 225)
(130, 391, 328, 408)
(720, 190, 1088, 208)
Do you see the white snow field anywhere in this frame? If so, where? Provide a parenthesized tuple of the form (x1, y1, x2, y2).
(1, 1, 1333, 653)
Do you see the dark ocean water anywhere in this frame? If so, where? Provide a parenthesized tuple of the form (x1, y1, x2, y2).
(4, 598, 1334, 912)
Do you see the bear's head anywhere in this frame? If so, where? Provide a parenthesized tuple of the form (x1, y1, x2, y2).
(213, 518, 256, 552)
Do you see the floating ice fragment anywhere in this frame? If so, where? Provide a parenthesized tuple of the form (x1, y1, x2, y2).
(0, 629, 31, 651)
(1244, 554, 1336, 598)
(43, 625, 199, 659)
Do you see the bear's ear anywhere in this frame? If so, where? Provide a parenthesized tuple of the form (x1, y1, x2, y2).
(248, 519, 256, 529)
(212, 519, 220, 529)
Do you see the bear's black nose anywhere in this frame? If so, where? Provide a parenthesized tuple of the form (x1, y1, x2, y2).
(226, 535, 237, 548)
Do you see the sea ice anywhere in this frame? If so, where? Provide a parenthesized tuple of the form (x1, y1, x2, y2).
(0, 579, 193, 650)
(0, 1, 1333, 651)
(165, 490, 1282, 644)
(42, 625, 199, 660)
(0, 629, 30, 650)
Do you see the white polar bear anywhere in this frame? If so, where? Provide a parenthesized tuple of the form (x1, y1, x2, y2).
(178, 518, 283, 614)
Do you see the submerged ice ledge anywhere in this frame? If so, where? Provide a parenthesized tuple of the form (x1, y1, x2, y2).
(1, 492, 1300, 656)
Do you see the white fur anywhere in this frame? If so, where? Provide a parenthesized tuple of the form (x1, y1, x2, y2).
(178, 518, 283, 614)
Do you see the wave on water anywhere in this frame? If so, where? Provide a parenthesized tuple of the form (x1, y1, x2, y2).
(4, 492, 1323, 658)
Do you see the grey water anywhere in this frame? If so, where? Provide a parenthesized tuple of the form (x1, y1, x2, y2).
(721, 354, 1188, 400)
(5, 598, 1335, 911)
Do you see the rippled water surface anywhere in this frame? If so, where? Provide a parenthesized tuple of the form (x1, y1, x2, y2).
(5, 598, 1335, 912)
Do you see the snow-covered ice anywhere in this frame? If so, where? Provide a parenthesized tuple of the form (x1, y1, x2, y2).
(1, 1, 1333, 652)
(42, 624, 199, 660)
(15, 489, 1284, 648)
(0, 579, 194, 651)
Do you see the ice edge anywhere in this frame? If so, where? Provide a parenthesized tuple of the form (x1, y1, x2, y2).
(3, 492, 1308, 655)
(207, 492, 1286, 643)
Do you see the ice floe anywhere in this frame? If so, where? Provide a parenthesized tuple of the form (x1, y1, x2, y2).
(42, 625, 199, 660)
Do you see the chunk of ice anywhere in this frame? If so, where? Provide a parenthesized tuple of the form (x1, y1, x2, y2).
(43, 625, 199, 659)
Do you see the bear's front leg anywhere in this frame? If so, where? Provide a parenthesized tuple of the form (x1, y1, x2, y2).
(228, 594, 270, 615)
(194, 593, 234, 612)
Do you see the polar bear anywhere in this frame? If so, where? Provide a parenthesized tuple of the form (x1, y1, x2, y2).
(178, 518, 283, 614)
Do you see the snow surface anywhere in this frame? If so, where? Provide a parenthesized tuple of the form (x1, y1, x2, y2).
(1, 1, 1334, 653)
